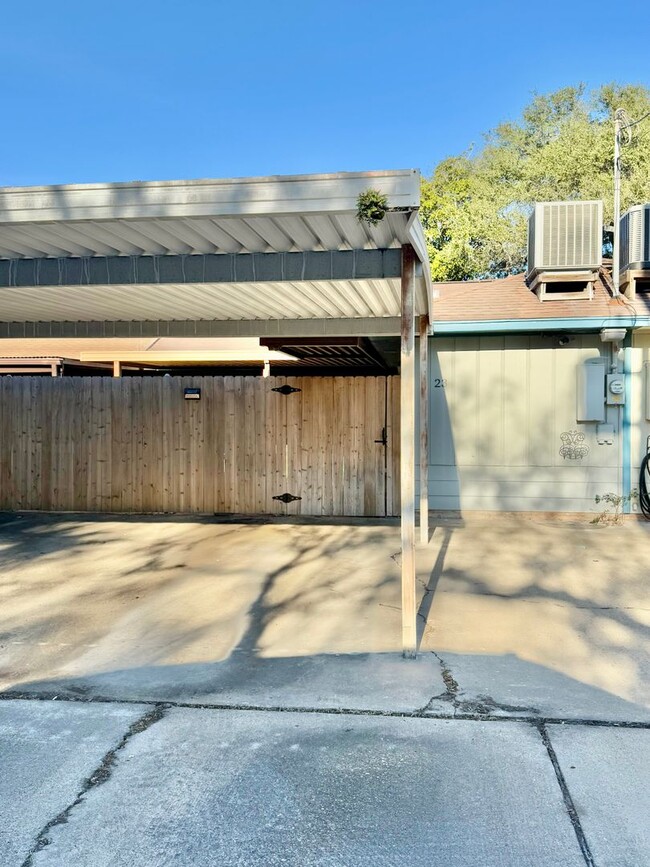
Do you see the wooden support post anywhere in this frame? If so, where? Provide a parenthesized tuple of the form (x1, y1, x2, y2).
(401, 245, 417, 658)
(419, 315, 429, 546)
(113, 361, 122, 378)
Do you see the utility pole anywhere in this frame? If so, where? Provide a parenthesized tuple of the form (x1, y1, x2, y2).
(612, 110, 623, 297)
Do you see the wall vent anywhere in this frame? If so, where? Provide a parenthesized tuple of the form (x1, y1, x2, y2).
(527, 201, 603, 277)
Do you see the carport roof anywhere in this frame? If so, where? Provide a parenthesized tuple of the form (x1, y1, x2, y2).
(0, 170, 431, 329)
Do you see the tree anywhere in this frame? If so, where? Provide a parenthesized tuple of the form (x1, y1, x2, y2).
(420, 84, 650, 281)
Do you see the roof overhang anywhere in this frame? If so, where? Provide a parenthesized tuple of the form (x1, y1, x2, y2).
(79, 348, 297, 367)
(0, 171, 432, 329)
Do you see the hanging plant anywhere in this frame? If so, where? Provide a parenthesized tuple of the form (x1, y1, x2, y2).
(356, 188, 389, 226)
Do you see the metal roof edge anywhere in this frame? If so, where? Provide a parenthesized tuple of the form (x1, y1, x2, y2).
(0, 169, 420, 195)
(0, 170, 422, 223)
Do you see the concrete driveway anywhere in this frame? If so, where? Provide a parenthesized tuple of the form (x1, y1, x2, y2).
(0, 512, 649, 865)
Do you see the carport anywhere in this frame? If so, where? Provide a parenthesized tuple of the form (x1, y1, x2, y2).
(0, 170, 432, 655)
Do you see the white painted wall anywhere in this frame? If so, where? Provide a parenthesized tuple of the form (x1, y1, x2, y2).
(420, 334, 622, 513)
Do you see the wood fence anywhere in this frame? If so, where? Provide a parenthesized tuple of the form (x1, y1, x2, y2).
(0, 375, 400, 516)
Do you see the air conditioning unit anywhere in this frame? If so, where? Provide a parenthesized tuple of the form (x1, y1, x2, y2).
(620, 204, 650, 272)
(528, 201, 603, 274)
(527, 201, 603, 301)
(619, 204, 650, 298)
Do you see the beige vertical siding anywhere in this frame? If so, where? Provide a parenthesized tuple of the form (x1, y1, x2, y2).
(630, 331, 650, 512)
(422, 334, 621, 512)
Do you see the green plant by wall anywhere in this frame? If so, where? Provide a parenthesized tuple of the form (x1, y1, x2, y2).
(592, 490, 638, 524)
(356, 189, 388, 226)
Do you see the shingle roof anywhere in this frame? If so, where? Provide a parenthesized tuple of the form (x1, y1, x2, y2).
(432, 269, 650, 324)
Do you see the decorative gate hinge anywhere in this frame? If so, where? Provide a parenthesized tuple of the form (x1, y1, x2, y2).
(272, 385, 301, 395)
(273, 493, 302, 504)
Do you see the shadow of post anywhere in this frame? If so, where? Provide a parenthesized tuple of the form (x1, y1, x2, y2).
(416, 526, 453, 650)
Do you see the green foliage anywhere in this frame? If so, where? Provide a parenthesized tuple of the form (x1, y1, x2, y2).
(592, 489, 638, 524)
(356, 188, 388, 226)
(421, 83, 650, 281)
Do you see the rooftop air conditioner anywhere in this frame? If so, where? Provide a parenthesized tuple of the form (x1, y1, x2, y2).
(527, 201, 603, 278)
(620, 204, 650, 273)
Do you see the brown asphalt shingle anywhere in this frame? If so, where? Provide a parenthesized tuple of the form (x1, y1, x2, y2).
(432, 270, 650, 323)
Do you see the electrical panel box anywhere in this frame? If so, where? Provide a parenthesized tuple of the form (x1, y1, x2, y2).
(576, 358, 606, 422)
(606, 374, 625, 406)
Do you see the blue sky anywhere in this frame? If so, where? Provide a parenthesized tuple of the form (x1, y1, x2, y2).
(2, 0, 649, 187)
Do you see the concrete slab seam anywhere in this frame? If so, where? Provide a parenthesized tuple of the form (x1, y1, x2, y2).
(536, 722, 596, 867)
(18, 704, 167, 867)
(1, 692, 650, 729)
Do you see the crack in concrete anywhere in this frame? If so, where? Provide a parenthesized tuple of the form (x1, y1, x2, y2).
(412, 652, 458, 715)
(456, 694, 541, 716)
(536, 722, 596, 867)
(19, 704, 167, 867)
(1, 690, 649, 729)
(424, 652, 541, 719)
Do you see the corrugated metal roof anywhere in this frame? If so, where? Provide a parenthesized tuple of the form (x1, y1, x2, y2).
(0, 278, 428, 322)
(0, 171, 422, 257)
(0, 212, 420, 259)
(0, 213, 414, 258)
(260, 338, 390, 370)
(0, 337, 157, 356)
(0, 337, 282, 359)
(0, 170, 431, 323)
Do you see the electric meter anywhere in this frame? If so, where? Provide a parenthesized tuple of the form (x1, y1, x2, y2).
(606, 375, 625, 405)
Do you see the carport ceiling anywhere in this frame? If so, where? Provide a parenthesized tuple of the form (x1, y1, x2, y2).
(260, 337, 393, 370)
(0, 171, 431, 326)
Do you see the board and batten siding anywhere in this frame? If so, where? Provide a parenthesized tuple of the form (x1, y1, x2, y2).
(0, 375, 399, 517)
(420, 335, 621, 513)
(629, 331, 650, 510)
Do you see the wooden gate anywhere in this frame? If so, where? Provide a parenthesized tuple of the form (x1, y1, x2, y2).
(0, 375, 400, 517)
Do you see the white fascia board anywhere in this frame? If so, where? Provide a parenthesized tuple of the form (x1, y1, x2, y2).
(0, 170, 421, 224)
(406, 212, 433, 320)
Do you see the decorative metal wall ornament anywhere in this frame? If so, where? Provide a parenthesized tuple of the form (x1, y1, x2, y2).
(272, 385, 301, 395)
(272, 493, 302, 504)
(559, 430, 590, 460)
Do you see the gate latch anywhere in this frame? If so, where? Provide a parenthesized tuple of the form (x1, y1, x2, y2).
(374, 427, 388, 446)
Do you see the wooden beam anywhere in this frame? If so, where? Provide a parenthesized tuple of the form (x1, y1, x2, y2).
(113, 360, 122, 378)
(401, 244, 417, 658)
(419, 315, 429, 546)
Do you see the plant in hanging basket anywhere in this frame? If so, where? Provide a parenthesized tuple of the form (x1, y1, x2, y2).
(356, 188, 389, 226)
